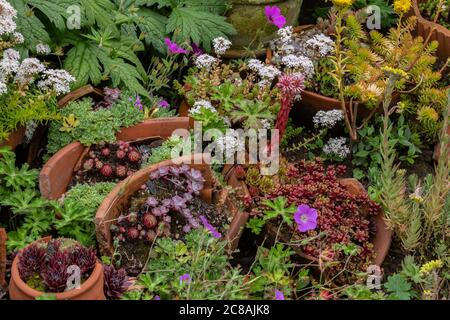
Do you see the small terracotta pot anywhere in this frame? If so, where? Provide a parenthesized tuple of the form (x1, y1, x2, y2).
(39, 117, 191, 200)
(249, 174, 392, 266)
(410, 0, 450, 62)
(95, 154, 250, 256)
(0, 228, 6, 287)
(0, 126, 26, 151)
(9, 237, 105, 300)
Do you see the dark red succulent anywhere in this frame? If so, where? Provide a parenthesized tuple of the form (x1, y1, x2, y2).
(101, 148, 111, 157)
(116, 150, 126, 160)
(142, 213, 157, 229)
(116, 165, 127, 178)
(127, 150, 141, 163)
(103, 265, 131, 299)
(18, 244, 46, 281)
(145, 230, 156, 242)
(101, 164, 113, 177)
(234, 165, 246, 180)
(69, 245, 97, 275)
(127, 227, 139, 240)
(40, 250, 72, 292)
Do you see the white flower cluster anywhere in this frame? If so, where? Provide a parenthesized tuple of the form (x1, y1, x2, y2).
(281, 54, 315, 79)
(313, 109, 344, 128)
(0, 81, 7, 95)
(277, 26, 293, 44)
(189, 100, 217, 116)
(213, 37, 231, 55)
(37, 69, 76, 95)
(0, 48, 20, 77)
(13, 58, 45, 86)
(0, 0, 17, 36)
(248, 59, 281, 81)
(261, 119, 272, 129)
(194, 54, 217, 70)
(36, 43, 51, 55)
(215, 130, 245, 155)
(305, 34, 334, 58)
(322, 137, 350, 159)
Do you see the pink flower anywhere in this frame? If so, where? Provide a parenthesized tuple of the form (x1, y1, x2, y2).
(294, 204, 318, 233)
(164, 38, 188, 55)
(275, 289, 285, 300)
(265, 6, 286, 29)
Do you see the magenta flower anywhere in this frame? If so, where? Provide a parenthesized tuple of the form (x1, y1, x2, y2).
(294, 204, 318, 233)
(179, 273, 191, 285)
(191, 43, 204, 56)
(159, 100, 169, 108)
(265, 6, 286, 29)
(275, 290, 285, 300)
(165, 38, 188, 55)
(199, 215, 221, 238)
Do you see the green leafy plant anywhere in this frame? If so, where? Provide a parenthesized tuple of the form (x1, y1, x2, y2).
(10, 0, 235, 94)
(46, 92, 144, 155)
(352, 115, 422, 180)
(230, 100, 275, 129)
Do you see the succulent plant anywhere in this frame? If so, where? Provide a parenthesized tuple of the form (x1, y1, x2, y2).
(69, 245, 97, 275)
(40, 250, 72, 292)
(100, 164, 113, 177)
(83, 159, 94, 171)
(127, 227, 139, 240)
(18, 244, 46, 281)
(116, 150, 126, 160)
(103, 265, 131, 299)
(116, 165, 127, 178)
(95, 160, 104, 170)
(127, 149, 141, 163)
(142, 213, 157, 229)
(101, 148, 111, 157)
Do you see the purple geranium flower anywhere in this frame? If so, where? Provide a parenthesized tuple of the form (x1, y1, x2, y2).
(265, 6, 286, 29)
(165, 38, 188, 55)
(275, 290, 285, 300)
(199, 215, 221, 238)
(134, 95, 143, 110)
(159, 100, 170, 108)
(179, 273, 191, 285)
(191, 43, 204, 56)
(294, 204, 318, 233)
(153, 295, 161, 300)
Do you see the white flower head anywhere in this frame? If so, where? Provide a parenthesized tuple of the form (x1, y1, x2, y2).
(14, 58, 45, 86)
(281, 54, 314, 79)
(0, 0, 17, 36)
(258, 65, 281, 81)
(0, 49, 20, 77)
(0, 80, 7, 95)
(323, 137, 350, 159)
(12, 32, 23, 44)
(189, 100, 217, 116)
(313, 110, 344, 128)
(247, 58, 264, 71)
(194, 54, 217, 70)
(305, 34, 334, 57)
(215, 130, 245, 155)
(3, 48, 19, 61)
(36, 43, 51, 55)
(37, 69, 76, 95)
(277, 26, 293, 44)
(212, 37, 231, 55)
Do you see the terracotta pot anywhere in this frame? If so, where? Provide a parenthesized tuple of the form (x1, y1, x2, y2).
(224, 0, 304, 58)
(57, 85, 105, 109)
(0, 126, 26, 151)
(40, 117, 191, 200)
(95, 154, 250, 257)
(0, 228, 6, 287)
(410, 0, 450, 62)
(254, 176, 392, 266)
(9, 237, 105, 300)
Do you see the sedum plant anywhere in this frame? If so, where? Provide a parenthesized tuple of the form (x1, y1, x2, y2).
(0, 0, 75, 141)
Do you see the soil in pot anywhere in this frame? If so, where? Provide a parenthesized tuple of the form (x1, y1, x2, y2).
(109, 165, 233, 276)
(69, 139, 163, 187)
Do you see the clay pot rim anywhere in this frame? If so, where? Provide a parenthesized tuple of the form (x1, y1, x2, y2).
(412, 0, 450, 35)
(10, 237, 104, 300)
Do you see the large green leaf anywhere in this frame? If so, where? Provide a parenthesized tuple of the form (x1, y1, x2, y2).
(167, 7, 236, 51)
(64, 41, 103, 87)
(135, 8, 167, 53)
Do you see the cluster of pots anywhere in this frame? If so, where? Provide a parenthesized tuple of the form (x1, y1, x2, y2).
(4, 1, 447, 299)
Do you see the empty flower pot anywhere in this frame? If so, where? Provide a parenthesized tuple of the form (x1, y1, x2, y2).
(9, 237, 105, 300)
